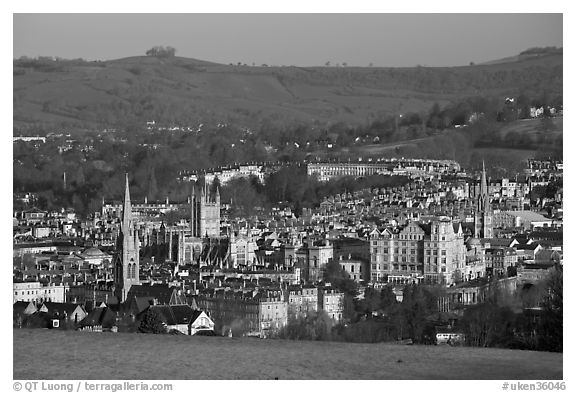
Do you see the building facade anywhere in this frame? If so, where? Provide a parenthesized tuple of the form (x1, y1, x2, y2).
(13, 282, 67, 303)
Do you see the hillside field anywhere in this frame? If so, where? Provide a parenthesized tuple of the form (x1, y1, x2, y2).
(13, 329, 562, 380)
(13, 52, 562, 129)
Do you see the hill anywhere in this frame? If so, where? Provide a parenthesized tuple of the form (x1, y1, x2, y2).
(13, 329, 562, 380)
(13, 50, 562, 130)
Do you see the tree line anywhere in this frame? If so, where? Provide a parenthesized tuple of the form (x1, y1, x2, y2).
(278, 261, 562, 352)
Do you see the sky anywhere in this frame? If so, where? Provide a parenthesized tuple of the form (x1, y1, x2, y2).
(13, 13, 562, 67)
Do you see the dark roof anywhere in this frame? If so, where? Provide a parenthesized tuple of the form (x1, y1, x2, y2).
(13, 301, 35, 314)
(41, 302, 84, 316)
(126, 284, 174, 305)
(483, 238, 513, 247)
(519, 263, 556, 270)
(150, 304, 196, 325)
(79, 307, 117, 328)
(515, 243, 540, 251)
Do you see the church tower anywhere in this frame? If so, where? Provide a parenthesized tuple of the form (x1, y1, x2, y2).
(190, 179, 220, 238)
(114, 174, 140, 302)
(474, 161, 493, 238)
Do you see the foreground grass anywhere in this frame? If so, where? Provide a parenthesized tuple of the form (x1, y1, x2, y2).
(13, 329, 562, 380)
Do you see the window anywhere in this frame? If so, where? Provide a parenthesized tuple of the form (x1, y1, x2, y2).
(371, 264, 377, 270)
(441, 250, 446, 256)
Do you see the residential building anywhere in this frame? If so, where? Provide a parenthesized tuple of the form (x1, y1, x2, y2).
(319, 288, 344, 322)
(13, 282, 68, 303)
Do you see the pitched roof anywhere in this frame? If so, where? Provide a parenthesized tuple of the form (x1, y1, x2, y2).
(150, 304, 196, 325)
(13, 301, 36, 315)
(515, 243, 540, 251)
(126, 284, 174, 305)
(482, 238, 513, 248)
(79, 307, 117, 328)
(41, 302, 85, 316)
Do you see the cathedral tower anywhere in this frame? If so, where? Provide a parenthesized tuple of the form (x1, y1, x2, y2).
(190, 179, 220, 238)
(114, 174, 140, 302)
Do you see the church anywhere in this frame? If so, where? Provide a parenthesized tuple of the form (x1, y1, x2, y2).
(177, 180, 228, 266)
(474, 161, 493, 239)
(113, 174, 140, 303)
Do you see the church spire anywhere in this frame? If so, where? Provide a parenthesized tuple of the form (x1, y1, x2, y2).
(480, 160, 488, 211)
(122, 173, 133, 234)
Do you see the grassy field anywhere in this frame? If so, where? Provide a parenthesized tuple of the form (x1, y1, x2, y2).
(499, 117, 563, 139)
(13, 329, 562, 380)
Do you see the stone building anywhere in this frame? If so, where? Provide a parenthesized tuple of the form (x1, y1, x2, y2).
(286, 285, 318, 320)
(113, 175, 140, 303)
(369, 218, 466, 285)
(474, 162, 494, 238)
(178, 180, 222, 265)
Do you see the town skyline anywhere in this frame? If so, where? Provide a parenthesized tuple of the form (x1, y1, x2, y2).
(11, 10, 564, 384)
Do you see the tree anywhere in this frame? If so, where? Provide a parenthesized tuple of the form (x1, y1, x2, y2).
(323, 259, 357, 296)
(138, 308, 167, 334)
(145, 46, 176, 58)
(280, 310, 334, 341)
(538, 265, 562, 352)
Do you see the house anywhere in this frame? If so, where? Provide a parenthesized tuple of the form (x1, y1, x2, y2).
(147, 304, 214, 335)
(39, 302, 87, 324)
(78, 306, 118, 332)
(13, 301, 38, 316)
(188, 310, 215, 335)
(435, 326, 466, 345)
(23, 208, 48, 224)
(514, 243, 543, 262)
(534, 249, 562, 265)
(13, 301, 38, 327)
(125, 284, 187, 306)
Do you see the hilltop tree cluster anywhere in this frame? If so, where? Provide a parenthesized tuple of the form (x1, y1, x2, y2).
(145, 46, 176, 58)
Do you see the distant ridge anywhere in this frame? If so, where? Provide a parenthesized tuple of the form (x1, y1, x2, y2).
(480, 47, 563, 65)
(13, 48, 563, 130)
